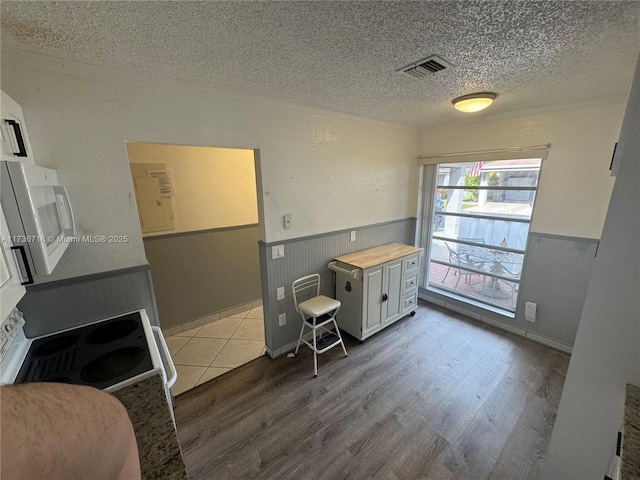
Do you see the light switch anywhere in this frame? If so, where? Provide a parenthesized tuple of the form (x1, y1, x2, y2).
(284, 214, 291, 229)
(277, 287, 285, 300)
(350, 230, 356, 242)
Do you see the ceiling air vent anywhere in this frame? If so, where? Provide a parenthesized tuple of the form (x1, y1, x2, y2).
(397, 55, 454, 79)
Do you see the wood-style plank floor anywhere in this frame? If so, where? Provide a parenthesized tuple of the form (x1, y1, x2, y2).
(174, 301, 569, 480)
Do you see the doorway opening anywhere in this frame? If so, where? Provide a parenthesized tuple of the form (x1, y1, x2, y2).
(126, 142, 264, 395)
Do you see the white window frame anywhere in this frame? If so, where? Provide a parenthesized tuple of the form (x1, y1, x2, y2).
(416, 145, 549, 313)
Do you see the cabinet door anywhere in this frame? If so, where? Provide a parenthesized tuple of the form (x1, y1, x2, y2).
(363, 266, 384, 335)
(384, 259, 403, 322)
(1, 91, 35, 163)
(1, 206, 26, 320)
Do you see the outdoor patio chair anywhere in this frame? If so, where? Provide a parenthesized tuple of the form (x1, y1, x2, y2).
(442, 242, 485, 287)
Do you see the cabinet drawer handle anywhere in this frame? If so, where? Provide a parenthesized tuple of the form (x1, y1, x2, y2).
(382, 293, 388, 302)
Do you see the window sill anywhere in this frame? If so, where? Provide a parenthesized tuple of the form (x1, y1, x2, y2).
(422, 285, 516, 319)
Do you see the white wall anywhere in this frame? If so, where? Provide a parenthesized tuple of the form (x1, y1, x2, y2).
(542, 53, 640, 480)
(418, 98, 626, 239)
(126, 143, 257, 234)
(0, 49, 418, 281)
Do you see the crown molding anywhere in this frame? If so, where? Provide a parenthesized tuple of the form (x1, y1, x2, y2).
(419, 92, 628, 133)
(1, 47, 418, 133)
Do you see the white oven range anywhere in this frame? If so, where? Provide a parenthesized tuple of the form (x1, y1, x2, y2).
(0, 308, 177, 423)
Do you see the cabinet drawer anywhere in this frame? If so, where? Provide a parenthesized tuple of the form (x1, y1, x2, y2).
(403, 291, 417, 311)
(403, 274, 418, 293)
(404, 254, 420, 273)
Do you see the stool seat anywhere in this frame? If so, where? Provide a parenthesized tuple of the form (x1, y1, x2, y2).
(298, 295, 341, 317)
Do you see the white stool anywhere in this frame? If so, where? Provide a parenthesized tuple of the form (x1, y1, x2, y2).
(292, 274, 348, 377)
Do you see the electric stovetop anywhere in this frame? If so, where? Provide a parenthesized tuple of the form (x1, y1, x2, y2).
(15, 311, 154, 391)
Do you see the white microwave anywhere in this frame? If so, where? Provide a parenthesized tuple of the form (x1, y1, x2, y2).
(0, 161, 75, 283)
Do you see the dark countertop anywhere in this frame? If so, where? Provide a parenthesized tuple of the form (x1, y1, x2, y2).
(622, 383, 640, 480)
(112, 374, 189, 480)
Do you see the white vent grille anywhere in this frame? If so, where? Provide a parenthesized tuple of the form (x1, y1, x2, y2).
(397, 55, 454, 79)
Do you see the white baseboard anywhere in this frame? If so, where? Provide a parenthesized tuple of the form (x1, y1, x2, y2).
(162, 298, 262, 336)
(479, 314, 528, 337)
(419, 291, 572, 354)
(266, 339, 299, 358)
(525, 331, 573, 354)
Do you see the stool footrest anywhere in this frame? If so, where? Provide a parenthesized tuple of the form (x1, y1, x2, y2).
(315, 332, 341, 352)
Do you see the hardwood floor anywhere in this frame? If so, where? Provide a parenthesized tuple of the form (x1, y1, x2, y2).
(174, 300, 569, 480)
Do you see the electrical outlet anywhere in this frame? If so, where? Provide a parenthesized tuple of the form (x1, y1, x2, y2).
(271, 244, 284, 259)
(278, 313, 286, 326)
(525, 301, 537, 322)
(277, 286, 285, 300)
(350, 230, 356, 242)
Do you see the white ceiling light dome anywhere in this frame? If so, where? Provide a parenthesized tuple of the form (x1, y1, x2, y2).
(452, 92, 497, 112)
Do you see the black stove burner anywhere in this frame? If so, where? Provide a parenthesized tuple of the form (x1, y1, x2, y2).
(86, 319, 139, 345)
(83, 347, 145, 382)
(15, 312, 154, 390)
(32, 335, 78, 356)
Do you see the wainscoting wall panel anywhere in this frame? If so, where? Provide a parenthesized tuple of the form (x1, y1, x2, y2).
(260, 218, 417, 357)
(143, 224, 261, 329)
(18, 266, 158, 337)
(515, 233, 598, 345)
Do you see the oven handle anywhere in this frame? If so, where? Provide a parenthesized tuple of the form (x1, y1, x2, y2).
(151, 326, 177, 388)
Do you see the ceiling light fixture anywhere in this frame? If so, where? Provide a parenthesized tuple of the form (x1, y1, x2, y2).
(452, 92, 497, 112)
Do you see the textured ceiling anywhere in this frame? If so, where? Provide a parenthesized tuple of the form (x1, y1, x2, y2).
(1, 1, 639, 127)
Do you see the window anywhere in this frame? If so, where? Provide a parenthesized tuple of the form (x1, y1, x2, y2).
(425, 158, 542, 312)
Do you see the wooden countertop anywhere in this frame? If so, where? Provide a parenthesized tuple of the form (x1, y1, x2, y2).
(334, 243, 423, 269)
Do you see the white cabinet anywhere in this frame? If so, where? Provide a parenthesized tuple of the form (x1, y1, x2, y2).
(331, 243, 422, 341)
(1, 205, 26, 321)
(362, 258, 403, 337)
(1, 91, 35, 164)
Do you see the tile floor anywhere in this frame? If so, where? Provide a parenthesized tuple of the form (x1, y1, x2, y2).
(164, 306, 266, 396)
